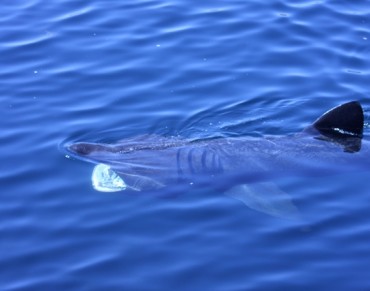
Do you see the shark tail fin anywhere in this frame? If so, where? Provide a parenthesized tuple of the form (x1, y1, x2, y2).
(312, 101, 364, 137)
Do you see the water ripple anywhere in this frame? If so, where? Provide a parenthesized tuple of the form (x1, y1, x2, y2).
(1, 0, 370, 289)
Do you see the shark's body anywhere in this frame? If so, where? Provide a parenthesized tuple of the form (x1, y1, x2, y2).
(66, 101, 367, 219)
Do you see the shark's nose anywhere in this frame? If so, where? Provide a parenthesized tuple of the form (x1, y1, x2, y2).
(68, 143, 94, 156)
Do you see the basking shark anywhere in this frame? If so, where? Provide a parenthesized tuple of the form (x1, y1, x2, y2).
(65, 101, 367, 219)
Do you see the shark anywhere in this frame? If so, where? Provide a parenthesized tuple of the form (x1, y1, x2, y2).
(65, 101, 367, 219)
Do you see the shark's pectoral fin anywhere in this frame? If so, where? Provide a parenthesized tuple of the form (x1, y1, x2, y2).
(225, 182, 300, 220)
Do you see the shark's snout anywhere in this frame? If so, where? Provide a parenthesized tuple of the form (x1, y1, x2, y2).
(68, 142, 99, 156)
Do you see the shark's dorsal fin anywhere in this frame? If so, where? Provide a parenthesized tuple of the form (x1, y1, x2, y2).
(313, 101, 364, 137)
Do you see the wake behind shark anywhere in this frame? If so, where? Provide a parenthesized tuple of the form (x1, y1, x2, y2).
(65, 101, 367, 219)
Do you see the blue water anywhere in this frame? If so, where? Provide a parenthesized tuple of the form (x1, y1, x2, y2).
(1, 0, 370, 290)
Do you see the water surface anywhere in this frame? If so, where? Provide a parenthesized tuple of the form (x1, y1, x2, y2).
(1, 0, 370, 290)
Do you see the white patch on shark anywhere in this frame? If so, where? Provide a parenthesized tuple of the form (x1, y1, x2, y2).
(92, 164, 126, 192)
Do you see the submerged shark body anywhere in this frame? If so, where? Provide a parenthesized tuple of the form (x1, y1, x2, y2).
(66, 101, 367, 219)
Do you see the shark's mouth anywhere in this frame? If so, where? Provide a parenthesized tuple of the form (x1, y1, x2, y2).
(92, 164, 127, 192)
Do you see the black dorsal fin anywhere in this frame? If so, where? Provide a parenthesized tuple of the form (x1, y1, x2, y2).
(313, 101, 364, 137)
